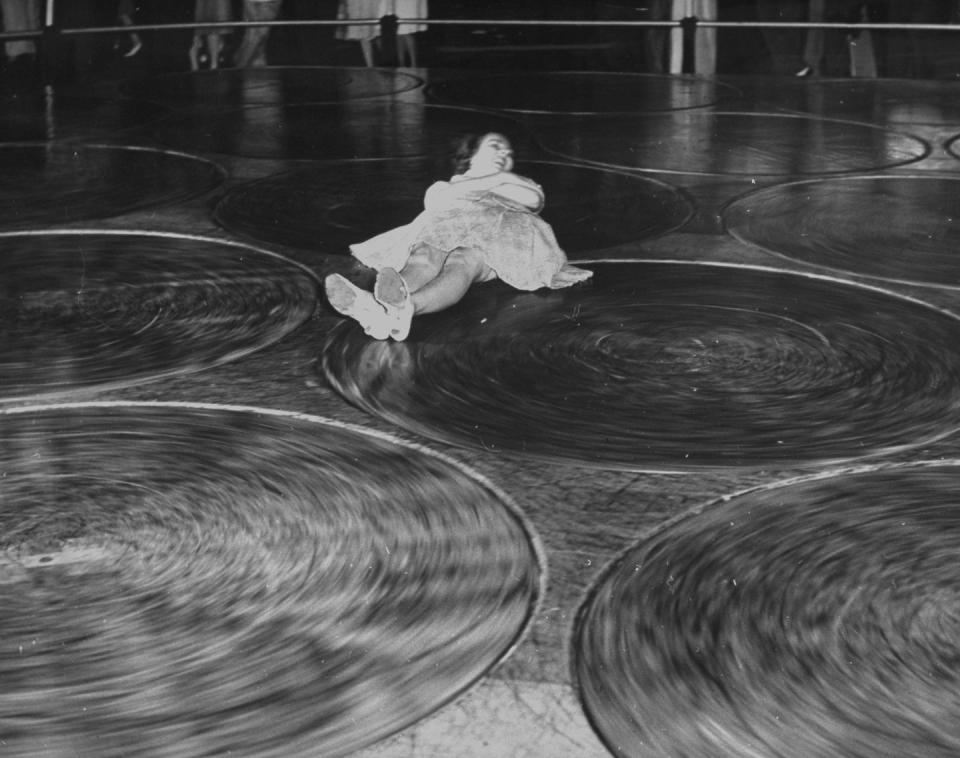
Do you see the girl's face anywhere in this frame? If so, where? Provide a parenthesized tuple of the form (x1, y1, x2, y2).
(468, 133, 514, 175)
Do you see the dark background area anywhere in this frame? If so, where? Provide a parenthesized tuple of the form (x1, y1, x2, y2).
(3, 0, 959, 84)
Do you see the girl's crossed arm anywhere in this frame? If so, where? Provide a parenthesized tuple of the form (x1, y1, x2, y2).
(425, 172, 545, 211)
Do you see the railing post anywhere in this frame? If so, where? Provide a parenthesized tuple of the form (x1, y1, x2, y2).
(680, 15, 697, 74)
(40, 0, 59, 86)
(379, 14, 398, 66)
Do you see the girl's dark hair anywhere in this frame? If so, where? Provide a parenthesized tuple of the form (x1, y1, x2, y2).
(451, 133, 485, 175)
(450, 132, 516, 175)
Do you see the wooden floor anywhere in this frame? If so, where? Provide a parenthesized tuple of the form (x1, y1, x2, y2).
(3, 62, 960, 757)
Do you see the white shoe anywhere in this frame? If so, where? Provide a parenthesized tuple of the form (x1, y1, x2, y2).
(324, 274, 392, 340)
(373, 267, 415, 341)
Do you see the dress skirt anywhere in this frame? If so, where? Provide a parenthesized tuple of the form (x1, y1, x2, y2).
(349, 189, 567, 291)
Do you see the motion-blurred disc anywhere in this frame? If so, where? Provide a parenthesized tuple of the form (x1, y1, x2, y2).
(0, 402, 541, 757)
(943, 131, 960, 162)
(536, 111, 928, 175)
(321, 261, 960, 471)
(575, 463, 960, 758)
(151, 102, 528, 160)
(0, 231, 317, 401)
(0, 144, 224, 228)
(214, 158, 692, 254)
(120, 66, 423, 105)
(723, 175, 960, 288)
(427, 72, 737, 114)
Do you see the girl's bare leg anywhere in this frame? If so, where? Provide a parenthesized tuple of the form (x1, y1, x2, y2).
(373, 247, 492, 341)
(398, 245, 444, 292)
(371, 244, 443, 340)
(408, 247, 492, 315)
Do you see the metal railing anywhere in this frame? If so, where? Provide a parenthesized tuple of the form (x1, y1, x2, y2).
(3, 11, 960, 76)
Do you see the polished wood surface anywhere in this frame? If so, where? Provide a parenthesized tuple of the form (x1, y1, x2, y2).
(427, 71, 739, 114)
(724, 175, 960, 288)
(0, 144, 224, 228)
(150, 101, 533, 160)
(120, 67, 424, 106)
(0, 94, 170, 142)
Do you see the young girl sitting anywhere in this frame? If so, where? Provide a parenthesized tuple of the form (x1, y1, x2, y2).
(325, 132, 593, 341)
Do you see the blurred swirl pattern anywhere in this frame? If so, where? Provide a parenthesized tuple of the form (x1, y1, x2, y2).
(0, 232, 317, 401)
(574, 463, 960, 758)
(0, 403, 541, 758)
(322, 262, 960, 470)
(724, 175, 960, 287)
(0, 144, 224, 228)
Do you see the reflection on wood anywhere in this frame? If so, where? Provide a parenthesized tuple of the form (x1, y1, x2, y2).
(0, 145, 225, 228)
(724, 175, 960, 288)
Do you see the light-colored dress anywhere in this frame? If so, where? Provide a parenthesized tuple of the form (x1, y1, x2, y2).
(389, 0, 428, 35)
(335, 0, 427, 40)
(669, 0, 717, 74)
(194, 0, 232, 36)
(350, 178, 568, 291)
